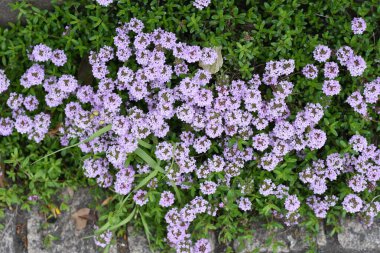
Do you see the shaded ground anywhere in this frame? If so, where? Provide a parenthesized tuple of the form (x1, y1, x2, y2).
(0, 0, 55, 26)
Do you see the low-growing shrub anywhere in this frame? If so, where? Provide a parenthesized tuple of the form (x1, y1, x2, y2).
(0, 0, 379, 252)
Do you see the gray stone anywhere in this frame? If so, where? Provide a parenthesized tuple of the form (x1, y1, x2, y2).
(316, 224, 327, 248)
(233, 225, 290, 253)
(127, 226, 152, 253)
(0, 208, 27, 253)
(27, 188, 108, 253)
(0, 209, 16, 253)
(337, 218, 380, 251)
(208, 231, 217, 252)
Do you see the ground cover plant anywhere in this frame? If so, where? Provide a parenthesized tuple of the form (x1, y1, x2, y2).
(0, 0, 379, 252)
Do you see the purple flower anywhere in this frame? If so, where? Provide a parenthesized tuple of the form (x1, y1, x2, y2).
(323, 62, 339, 79)
(159, 191, 175, 207)
(259, 179, 276, 196)
(302, 64, 318, 79)
(0, 69, 10, 93)
(348, 175, 367, 193)
(20, 64, 45, 88)
(193, 136, 211, 154)
(342, 194, 363, 213)
(351, 17, 366, 35)
(94, 228, 112, 248)
(15, 115, 33, 134)
(252, 133, 270, 151)
(155, 142, 174, 161)
(32, 44, 52, 62)
(133, 190, 149, 206)
(313, 45, 331, 63)
(51, 49, 67, 66)
(200, 47, 218, 65)
(307, 129, 326, 150)
(23, 95, 39, 111)
(96, 0, 113, 7)
(237, 197, 252, 211)
(284, 194, 300, 213)
(349, 135, 367, 152)
(0, 117, 14, 136)
(57, 74, 78, 93)
(193, 238, 212, 253)
(193, 0, 211, 10)
(364, 77, 380, 103)
(322, 80, 341, 96)
(200, 181, 218, 195)
(336, 46, 354, 66)
(347, 55, 366, 77)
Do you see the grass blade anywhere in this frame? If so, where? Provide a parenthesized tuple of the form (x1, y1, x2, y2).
(32, 124, 112, 165)
(134, 147, 164, 173)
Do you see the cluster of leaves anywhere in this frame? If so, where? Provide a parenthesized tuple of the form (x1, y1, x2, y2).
(0, 0, 379, 252)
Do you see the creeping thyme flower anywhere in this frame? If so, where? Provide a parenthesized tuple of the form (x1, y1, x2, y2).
(155, 142, 174, 161)
(0, 69, 10, 93)
(302, 64, 318, 79)
(342, 194, 363, 213)
(23, 95, 39, 111)
(349, 135, 368, 152)
(193, 238, 212, 253)
(159, 191, 175, 207)
(20, 64, 45, 88)
(259, 179, 276, 196)
(313, 45, 331, 63)
(347, 55, 366, 77)
(193, 136, 212, 154)
(237, 197, 252, 211)
(192, 0, 211, 10)
(14, 115, 33, 134)
(133, 190, 149, 206)
(323, 62, 339, 79)
(284, 195, 301, 213)
(94, 227, 112, 248)
(51, 49, 67, 66)
(363, 77, 380, 103)
(200, 181, 218, 195)
(0, 117, 14, 136)
(252, 133, 270, 151)
(348, 175, 367, 193)
(336, 46, 354, 66)
(32, 44, 52, 62)
(96, 0, 113, 7)
(307, 129, 327, 150)
(351, 17, 366, 35)
(322, 80, 341, 96)
(4, 16, 380, 251)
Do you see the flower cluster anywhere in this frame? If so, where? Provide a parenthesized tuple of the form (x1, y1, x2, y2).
(193, 0, 211, 10)
(94, 227, 113, 248)
(165, 196, 214, 252)
(351, 17, 367, 35)
(299, 135, 380, 221)
(1, 14, 379, 251)
(347, 77, 380, 115)
(0, 69, 10, 93)
(95, 0, 113, 7)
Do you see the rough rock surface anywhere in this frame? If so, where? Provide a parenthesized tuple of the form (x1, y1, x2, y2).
(0, 209, 18, 253)
(27, 188, 117, 253)
(127, 226, 151, 253)
(337, 218, 380, 252)
(2, 197, 380, 253)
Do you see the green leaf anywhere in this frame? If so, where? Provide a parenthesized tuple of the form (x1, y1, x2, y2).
(32, 125, 112, 165)
(134, 148, 164, 173)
